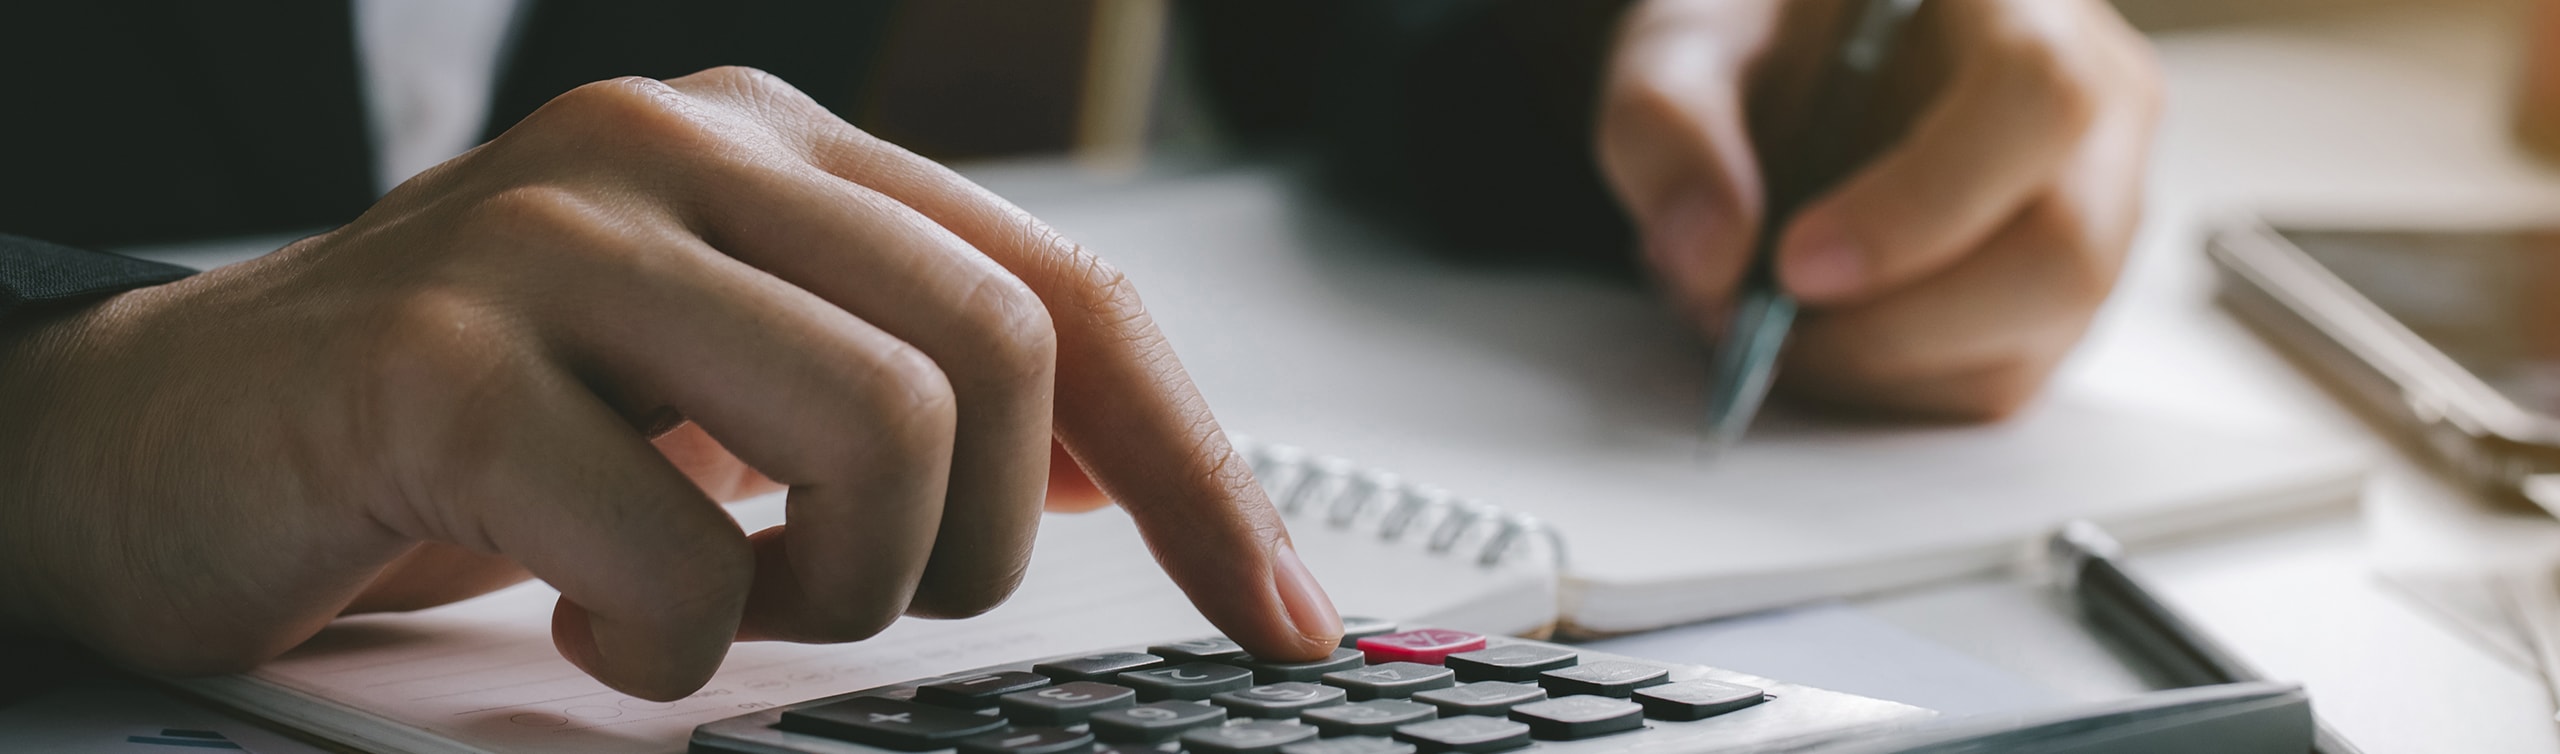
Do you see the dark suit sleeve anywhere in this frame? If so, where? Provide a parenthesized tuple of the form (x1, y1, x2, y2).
(0, 233, 194, 323)
(1182, 0, 1639, 270)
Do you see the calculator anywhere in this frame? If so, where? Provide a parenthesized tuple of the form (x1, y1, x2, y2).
(690, 620, 1931, 754)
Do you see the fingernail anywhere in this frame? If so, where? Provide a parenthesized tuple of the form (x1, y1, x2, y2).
(1783, 212, 1866, 299)
(1642, 189, 1726, 303)
(1269, 541, 1342, 649)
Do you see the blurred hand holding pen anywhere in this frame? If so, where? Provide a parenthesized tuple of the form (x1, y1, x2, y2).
(1702, 0, 1922, 454)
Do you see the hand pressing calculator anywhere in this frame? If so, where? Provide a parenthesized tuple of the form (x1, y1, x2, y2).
(691, 620, 1930, 754)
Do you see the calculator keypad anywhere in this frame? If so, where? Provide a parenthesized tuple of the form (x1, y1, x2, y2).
(693, 621, 1921, 754)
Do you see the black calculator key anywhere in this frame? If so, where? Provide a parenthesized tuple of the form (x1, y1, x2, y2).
(1240, 648, 1367, 682)
(1300, 699, 1439, 737)
(919, 671, 1053, 708)
(1391, 716, 1531, 754)
(1179, 720, 1320, 754)
(1508, 696, 1644, 740)
(1282, 735, 1417, 754)
(1118, 663, 1255, 701)
(999, 681, 1139, 725)
(958, 726, 1096, 754)
(1411, 682, 1546, 717)
(1096, 744, 1162, 754)
(1090, 700, 1228, 742)
(1340, 617, 1399, 648)
(1321, 662, 1455, 701)
(1444, 646, 1577, 683)
(1633, 680, 1769, 721)
(1150, 637, 1249, 662)
(1538, 661, 1669, 698)
(778, 696, 1009, 750)
(1212, 682, 1350, 719)
(1036, 652, 1165, 682)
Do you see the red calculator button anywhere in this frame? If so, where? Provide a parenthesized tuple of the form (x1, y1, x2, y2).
(1357, 629, 1488, 665)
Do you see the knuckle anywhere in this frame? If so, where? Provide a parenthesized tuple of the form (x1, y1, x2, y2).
(954, 273, 1059, 390)
(1992, 38, 2098, 137)
(863, 344, 960, 451)
(461, 185, 692, 279)
(542, 76, 721, 154)
(462, 184, 610, 245)
(683, 65, 794, 100)
(909, 563, 1027, 620)
(1052, 242, 1152, 335)
(1960, 0, 2103, 137)
(692, 65, 775, 88)
(675, 65, 837, 130)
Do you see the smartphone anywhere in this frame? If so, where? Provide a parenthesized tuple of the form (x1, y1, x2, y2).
(2209, 219, 2560, 510)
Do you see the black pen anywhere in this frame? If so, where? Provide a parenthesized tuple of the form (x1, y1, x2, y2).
(2048, 521, 2364, 754)
(1702, 0, 1924, 454)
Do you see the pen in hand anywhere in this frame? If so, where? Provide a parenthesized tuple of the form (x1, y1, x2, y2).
(1702, 0, 1924, 454)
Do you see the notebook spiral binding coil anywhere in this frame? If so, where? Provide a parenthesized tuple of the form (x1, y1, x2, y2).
(1229, 434, 1567, 570)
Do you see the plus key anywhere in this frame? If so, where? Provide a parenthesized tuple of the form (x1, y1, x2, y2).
(1357, 629, 1488, 665)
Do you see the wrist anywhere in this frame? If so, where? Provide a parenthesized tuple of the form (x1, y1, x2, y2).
(0, 289, 161, 641)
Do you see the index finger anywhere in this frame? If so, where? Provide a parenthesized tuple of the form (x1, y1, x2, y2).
(798, 137, 1343, 661)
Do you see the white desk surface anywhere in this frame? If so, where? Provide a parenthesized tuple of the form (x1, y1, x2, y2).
(28, 3, 2560, 753)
